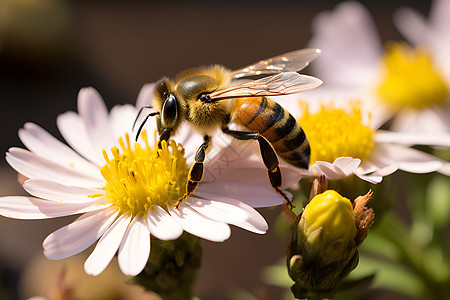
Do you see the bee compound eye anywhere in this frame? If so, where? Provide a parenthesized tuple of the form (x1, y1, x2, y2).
(198, 93, 212, 103)
(161, 94, 178, 129)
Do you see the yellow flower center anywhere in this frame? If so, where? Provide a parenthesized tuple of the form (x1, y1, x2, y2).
(377, 42, 448, 110)
(99, 131, 188, 216)
(298, 101, 374, 165)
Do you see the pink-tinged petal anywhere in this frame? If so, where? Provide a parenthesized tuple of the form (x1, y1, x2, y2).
(439, 162, 450, 176)
(309, 1, 382, 87)
(168, 204, 231, 242)
(18, 123, 100, 176)
(57, 111, 103, 166)
(136, 83, 156, 108)
(197, 184, 286, 208)
(333, 157, 361, 176)
(354, 173, 383, 184)
(77, 88, 115, 162)
(118, 216, 150, 276)
(430, 0, 450, 36)
(109, 104, 139, 141)
(0, 196, 110, 219)
(189, 196, 268, 234)
(84, 213, 132, 276)
(383, 144, 443, 173)
(6, 148, 105, 188)
(375, 130, 450, 147)
(185, 197, 249, 224)
(23, 179, 105, 203)
(43, 207, 119, 259)
(312, 161, 346, 180)
(356, 160, 378, 175)
(147, 206, 183, 241)
(393, 7, 428, 46)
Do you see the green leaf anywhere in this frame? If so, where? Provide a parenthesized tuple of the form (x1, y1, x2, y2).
(350, 255, 425, 298)
(426, 175, 450, 230)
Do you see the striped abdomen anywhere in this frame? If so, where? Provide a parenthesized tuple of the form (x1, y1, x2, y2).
(232, 97, 310, 169)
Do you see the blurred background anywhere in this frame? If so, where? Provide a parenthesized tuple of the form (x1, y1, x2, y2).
(0, 0, 432, 299)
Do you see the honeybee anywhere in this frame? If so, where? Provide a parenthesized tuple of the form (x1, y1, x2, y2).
(135, 48, 322, 208)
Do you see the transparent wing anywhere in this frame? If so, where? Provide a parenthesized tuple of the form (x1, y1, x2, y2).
(209, 72, 322, 101)
(230, 48, 321, 79)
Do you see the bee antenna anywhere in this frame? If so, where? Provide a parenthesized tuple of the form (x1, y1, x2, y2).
(133, 105, 160, 141)
(132, 105, 153, 131)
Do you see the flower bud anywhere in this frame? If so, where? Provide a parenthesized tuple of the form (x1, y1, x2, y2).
(287, 189, 373, 299)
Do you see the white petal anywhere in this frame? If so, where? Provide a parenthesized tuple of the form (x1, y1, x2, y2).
(383, 144, 443, 173)
(118, 216, 150, 276)
(168, 203, 231, 242)
(57, 111, 102, 166)
(43, 207, 119, 259)
(185, 197, 249, 224)
(393, 7, 428, 46)
(197, 183, 286, 208)
(146, 206, 183, 241)
(6, 148, 104, 188)
(333, 157, 361, 176)
(23, 179, 105, 203)
(84, 213, 132, 276)
(439, 162, 450, 176)
(375, 130, 450, 147)
(109, 104, 138, 141)
(18, 123, 100, 176)
(77, 88, 115, 162)
(0, 196, 110, 219)
(309, 1, 382, 87)
(135, 83, 156, 108)
(188, 196, 268, 234)
(311, 160, 346, 180)
(355, 173, 383, 184)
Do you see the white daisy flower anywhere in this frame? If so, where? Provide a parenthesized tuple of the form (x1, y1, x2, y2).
(308, 1, 450, 136)
(277, 93, 450, 183)
(0, 85, 301, 277)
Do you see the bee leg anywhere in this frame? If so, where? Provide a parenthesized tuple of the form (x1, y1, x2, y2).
(222, 127, 294, 209)
(158, 128, 171, 149)
(174, 136, 210, 209)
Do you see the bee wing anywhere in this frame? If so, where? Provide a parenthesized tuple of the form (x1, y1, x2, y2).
(209, 72, 322, 101)
(230, 48, 321, 79)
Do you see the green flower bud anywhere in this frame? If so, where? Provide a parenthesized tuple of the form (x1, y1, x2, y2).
(287, 190, 373, 299)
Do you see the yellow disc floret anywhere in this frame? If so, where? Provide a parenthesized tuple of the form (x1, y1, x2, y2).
(99, 131, 188, 217)
(378, 42, 448, 110)
(298, 101, 374, 165)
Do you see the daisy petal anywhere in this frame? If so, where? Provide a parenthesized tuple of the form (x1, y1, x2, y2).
(146, 206, 183, 241)
(118, 216, 150, 276)
(43, 207, 119, 259)
(0, 196, 110, 219)
(109, 104, 138, 141)
(333, 157, 361, 176)
(383, 145, 443, 173)
(18, 123, 100, 176)
(135, 83, 156, 108)
(375, 130, 450, 147)
(355, 173, 383, 184)
(57, 111, 102, 166)
(185, 197, 249, 224)
(84, 213, 132, 276)
(168, 203, 231, 242)
(23, 179, 105, 203)
(78, 88, 115, 159)
(189, 196, 268, 234)
(393, 7, 428, 46)
(6, 148, 104, 188)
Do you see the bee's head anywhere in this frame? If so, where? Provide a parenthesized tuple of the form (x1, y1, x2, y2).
(153, 78, 183, 133)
